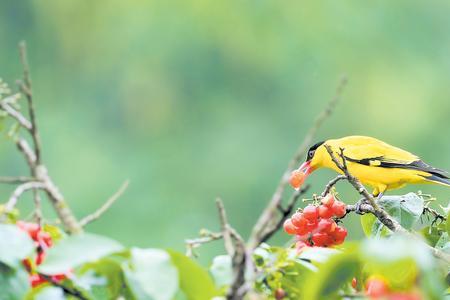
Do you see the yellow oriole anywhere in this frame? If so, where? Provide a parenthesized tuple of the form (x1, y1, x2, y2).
(295, 136, 450, 197)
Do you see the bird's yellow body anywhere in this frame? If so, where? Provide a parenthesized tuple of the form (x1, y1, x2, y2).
(308, 136, 450, 196)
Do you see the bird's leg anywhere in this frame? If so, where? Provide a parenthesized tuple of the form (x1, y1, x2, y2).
(376, 192, 384, 201)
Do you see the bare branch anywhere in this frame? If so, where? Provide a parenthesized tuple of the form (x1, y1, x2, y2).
(80, 180, 129, 227)
(258, 185, 310, 245)
(16, 138, 36, 167)
(4, 182, 46, 212)
(216, 199, 247, 300)
(18, 41, 42, 164)
(321, 175, 346, 197)
(248, 75, 347, 249)
(0, 176, 34, 184)
(0, 102, 32, 130)
(185, 231, 223, 257)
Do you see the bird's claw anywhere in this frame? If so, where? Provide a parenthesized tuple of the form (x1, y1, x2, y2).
(354, 198, 370, 215)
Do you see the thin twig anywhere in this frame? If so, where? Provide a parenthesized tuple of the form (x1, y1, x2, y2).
(0, 176, 34, 184)
(19, 41, 42, 165)
(185, 231, 223, 257)
(80, 180, 129, 227)
(248, 75, 347, 249)
(216, 199, 247, 300)
(4, 182, 46, 212)
(259, 185, 310, 245)
(38, 273, 88, 300)
(0, 102, 32, 130)
(16, 138, 36, 166)
(321, 175, 346, 197)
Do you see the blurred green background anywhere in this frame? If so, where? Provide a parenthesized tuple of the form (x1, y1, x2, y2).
(1, 1, 449, 261)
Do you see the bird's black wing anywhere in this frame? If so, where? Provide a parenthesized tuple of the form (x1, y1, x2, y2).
(344, 155, 450, 179)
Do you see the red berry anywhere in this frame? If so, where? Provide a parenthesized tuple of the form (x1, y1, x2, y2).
(289, 170, 306, 190)
(365, 276, 389, 297)
(35, 251, 45, 265)
(295, 225, 309, 236)
(17, 221, 40, 240)
(37, 231, 53, 248)
(51, 273, 67, 282)
(274, 288, 286, 300)
(283, 219, 297, 235)
(311, 232, 331, 247)
(303, 205, 319, 221)
(305, 220, 318, 231)
(331, 201, 346, 218)
(351, 277, 357, 289)
(332, 226, 348, 244)
(291, 212, 307, 228)
(318, 205, 334, 219)
(321, 194, 335, 207)
(317, 219, 337, 234)
(29, 274, 47, 287)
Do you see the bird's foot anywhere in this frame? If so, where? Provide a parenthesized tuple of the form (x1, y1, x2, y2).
(354, 198, 370, 215)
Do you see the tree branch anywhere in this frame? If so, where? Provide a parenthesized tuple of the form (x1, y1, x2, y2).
(321, 175, 346, 197)
(216, 199, 247, 300)
(324, 145, 450, 263)
(248, 75, 347, 249)
(4, 182, 46, 212)
(80, 180, 129, 227)
(0, 176, 34, 184)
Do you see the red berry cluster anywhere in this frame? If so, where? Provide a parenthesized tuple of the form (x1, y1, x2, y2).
(17, 221, 68, 288)
(283, 194, 347, 249)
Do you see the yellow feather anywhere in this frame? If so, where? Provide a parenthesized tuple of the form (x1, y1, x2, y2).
(309, 136, 448, 196)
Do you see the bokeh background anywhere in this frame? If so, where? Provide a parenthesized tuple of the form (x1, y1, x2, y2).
(1, 1, 449, 262)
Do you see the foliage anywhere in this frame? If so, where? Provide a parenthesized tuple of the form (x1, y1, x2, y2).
(1, 190, 448, 299)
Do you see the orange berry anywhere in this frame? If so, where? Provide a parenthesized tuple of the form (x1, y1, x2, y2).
(321, 194, 335, 207)
(317, 219, 336, 234)
(365, 276, 389, 297)
(318, 205, 334, 219)
(283, 219, 297, 235)
(332, 226, 347, 245)
(291, 212, 307, 228)
(274, 288, 286, 300)
(351, 277, 357, 289)
(311, 232, 330, 247)
(331, 201, 347, 218)
(303, 205, 319, 222)
(289, 170, 306, 190)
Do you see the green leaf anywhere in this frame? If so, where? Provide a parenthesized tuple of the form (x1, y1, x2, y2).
(301, 248, 360, 300)
(74, 256, 127, 300)
(0, 224, 35, 267)
(446, 210, 450, 236)
(377, 193, 424, 230)
(0, 262, 30, 300)
(38, 233, 123, 274)
(168, 250, 219, 300)
(210, 255, 232, 288)
(123, 248, 178, 300)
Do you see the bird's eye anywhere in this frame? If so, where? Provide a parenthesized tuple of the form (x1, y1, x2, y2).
(308, 150, 314, 158)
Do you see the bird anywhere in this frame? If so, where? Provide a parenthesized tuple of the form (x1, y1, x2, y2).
(293, 135, 450, 198)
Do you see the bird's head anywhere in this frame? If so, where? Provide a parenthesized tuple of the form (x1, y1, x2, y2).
(289, 141, 326, 189)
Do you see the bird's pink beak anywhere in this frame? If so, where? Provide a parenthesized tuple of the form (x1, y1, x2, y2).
(298, 161, 314, 176)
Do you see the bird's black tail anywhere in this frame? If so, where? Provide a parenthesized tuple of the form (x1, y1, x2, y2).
(424, 174, 450, 187)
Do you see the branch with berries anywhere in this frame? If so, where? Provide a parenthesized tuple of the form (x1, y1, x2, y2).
(186, 76, 348, 300)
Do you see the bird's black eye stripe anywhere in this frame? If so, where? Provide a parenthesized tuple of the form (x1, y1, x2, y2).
(306, 141, 325, 160)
